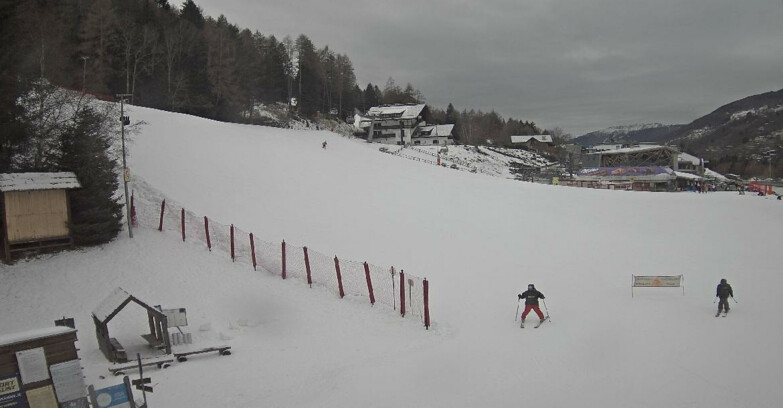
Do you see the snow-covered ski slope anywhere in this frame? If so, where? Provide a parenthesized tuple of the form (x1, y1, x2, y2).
(3, 104, 783, 408)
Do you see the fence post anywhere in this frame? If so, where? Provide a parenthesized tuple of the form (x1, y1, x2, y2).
(130, 192, 137, 228)
(180, 208, 185, 241)
(334, 256, 345, 298)
(364, 262, 375, 305)
(158, 199, 166, 231)
(249, 233, 257, 271)
(424, 278, 430, 329)
(281, 240, 287, 279)
(230, 224, 235, 262)
(391, 267, 397, 310)
(400, 269, 406, 317)
(204, 217, 211, 251)
(408, 278, 414, 313)
(303, 246, 312, 287)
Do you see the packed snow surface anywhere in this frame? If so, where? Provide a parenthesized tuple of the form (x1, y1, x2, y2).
(2, 105, 783, 408)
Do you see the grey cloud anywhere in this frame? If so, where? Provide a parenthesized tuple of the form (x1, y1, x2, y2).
(196, 0, 783, 135)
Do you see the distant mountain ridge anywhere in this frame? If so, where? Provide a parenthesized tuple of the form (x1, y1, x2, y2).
(573, 123, 684, 147)
(667, 89, 783, 178)
(572, 89, 783, 178)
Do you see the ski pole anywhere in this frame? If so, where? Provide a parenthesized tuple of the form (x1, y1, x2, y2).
(732, 297, 738, 303)
(515, 300, 520, 321)
(713, 297, 717, 304)
(542, 299, 551, 322)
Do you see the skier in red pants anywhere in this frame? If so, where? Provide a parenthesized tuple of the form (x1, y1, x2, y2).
(518, 284, 546, 325)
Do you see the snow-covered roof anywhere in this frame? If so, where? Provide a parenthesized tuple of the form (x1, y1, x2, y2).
(92, 287, 133, 322)
(596, 145, 676, 155)
(704, 168, 729, 182)
(0, 172, 81, 192)
(366, 104, 425, 120)
(0, 326, 75, 348)
(417, 124, 454, 137)
(678, 152, 702, 165)
(576, 166, 676, 181)
(511, 135, 553, 144)
(590, 144, 624, 152)
(674, 171, 702, 180)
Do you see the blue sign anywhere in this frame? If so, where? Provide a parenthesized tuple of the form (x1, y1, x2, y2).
(0, 374, 28, 408)
(93, 384, 130, 408)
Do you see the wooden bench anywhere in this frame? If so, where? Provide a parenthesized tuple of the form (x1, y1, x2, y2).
(109, 337, 127, 363)
(174, 345, 232, 362)
(108, 356, 174, 376)
(141, 333, 167, 350)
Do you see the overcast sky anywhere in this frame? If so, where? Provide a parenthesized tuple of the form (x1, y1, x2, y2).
(193, 0, 783, 136)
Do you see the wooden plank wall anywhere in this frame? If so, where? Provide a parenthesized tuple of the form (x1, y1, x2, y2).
(0, 331, 79, 390)
(4, 190, 69, 243)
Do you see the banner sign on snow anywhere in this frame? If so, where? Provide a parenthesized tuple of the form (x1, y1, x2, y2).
(633, 275, 682, 287)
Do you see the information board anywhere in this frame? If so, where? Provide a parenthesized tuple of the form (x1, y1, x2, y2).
(24, 386, 57, 408)
(15, 348, 49, 385)
(163, 308, 188, 327)
(49, 360, 87, 403)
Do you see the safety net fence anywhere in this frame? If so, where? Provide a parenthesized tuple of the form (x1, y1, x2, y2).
(131, 190, 431, 329)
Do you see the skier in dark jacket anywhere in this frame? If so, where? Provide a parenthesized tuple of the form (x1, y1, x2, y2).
(716, 278, 734, 314)
(518, 284, 546, 323)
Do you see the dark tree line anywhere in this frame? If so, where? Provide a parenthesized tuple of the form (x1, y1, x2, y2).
(427, 103, 543, 146)
(2, 0, 366, 122)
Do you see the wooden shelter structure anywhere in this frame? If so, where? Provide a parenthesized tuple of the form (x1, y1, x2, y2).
(588, 145, 679, 168)
(92, 287, 171, 363)
(0, 172, 80, 261)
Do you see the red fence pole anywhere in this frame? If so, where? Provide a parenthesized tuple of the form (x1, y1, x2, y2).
(424, 278, 430, 329)
(158, 200, 165, 231)
(303, 247, 312, 287)
(334, 256, 345, 298)
(281, 240, 287, 279)
(364, 262, 375, 305)
(230, 224, 235, 262)
(180, 208, 185, 241)
(400, 269, 406, 317)
(249, 233, 257, 271)
(204, 217, 211, 251)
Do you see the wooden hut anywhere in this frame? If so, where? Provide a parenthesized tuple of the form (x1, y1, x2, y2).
(0, 325, 87, 406)
(92, 287, 171, 363)
(0, 172, 81, 261)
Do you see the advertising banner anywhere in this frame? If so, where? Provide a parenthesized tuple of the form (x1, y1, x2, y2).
(633, 275, 682, 287)
(0, 374, 28, 408)
(93, 384, 131, 408)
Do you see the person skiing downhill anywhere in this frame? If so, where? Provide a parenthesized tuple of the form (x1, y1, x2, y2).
(716, 278, 734, 315)
(518, 284, 546, 324)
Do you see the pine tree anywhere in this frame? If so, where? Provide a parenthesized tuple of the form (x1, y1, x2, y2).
(58, 106, 123, 245)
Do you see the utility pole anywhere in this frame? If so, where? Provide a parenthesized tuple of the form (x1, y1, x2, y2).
(81, 56, 89, 93)
(117, 94, 133, 238)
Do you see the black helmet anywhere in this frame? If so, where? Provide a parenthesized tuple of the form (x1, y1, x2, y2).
(720, 278, 727, 284)
(528, 283, 535, 289)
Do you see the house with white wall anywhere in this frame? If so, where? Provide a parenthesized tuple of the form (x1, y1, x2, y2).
(355, 104, 454, 146)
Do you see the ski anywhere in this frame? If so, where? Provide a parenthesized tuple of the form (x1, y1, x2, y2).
(534, 317, 549, 328)
(715, 312, 721, 317)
